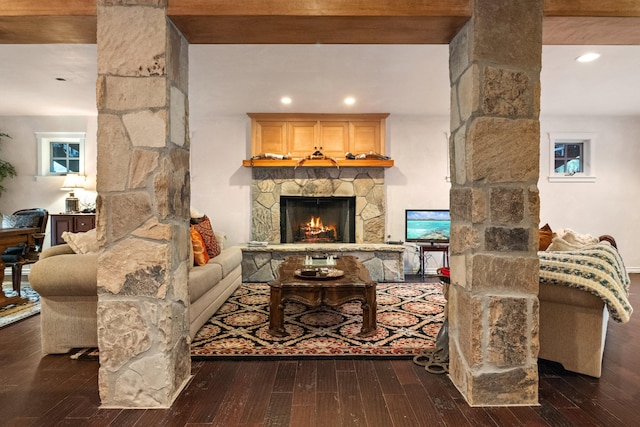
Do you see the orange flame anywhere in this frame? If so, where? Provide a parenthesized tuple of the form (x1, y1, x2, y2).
(303, 216, 336, 236)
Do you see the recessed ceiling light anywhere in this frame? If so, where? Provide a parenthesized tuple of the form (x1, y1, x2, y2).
(576, 52, 601, 63)
(280, 96, 292, 105)
(344, 97, 356, 105)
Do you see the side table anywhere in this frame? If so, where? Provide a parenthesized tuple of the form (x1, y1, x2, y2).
(50, 213, 96, 246)
(418, 243, 449, 278)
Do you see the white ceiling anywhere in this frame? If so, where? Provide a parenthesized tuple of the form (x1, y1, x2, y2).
(1, 44, 639, 119)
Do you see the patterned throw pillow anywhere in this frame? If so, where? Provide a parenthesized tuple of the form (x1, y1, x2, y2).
(539, 223, 553, 251)
(192, 215, 221, 258)
(190, 227, 210, 266)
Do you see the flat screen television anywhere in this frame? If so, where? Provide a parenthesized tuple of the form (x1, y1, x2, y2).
(405, 209, 451, 244)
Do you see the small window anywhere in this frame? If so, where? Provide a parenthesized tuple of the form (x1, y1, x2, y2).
(548, 133, 595, 183)
(36, 132, 86, 176)
(51, 142, 81, 173)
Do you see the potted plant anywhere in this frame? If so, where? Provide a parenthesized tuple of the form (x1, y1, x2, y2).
(0, 131, 17, 196)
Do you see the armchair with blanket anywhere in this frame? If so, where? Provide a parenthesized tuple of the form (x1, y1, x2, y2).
(537, 225, 632, 377)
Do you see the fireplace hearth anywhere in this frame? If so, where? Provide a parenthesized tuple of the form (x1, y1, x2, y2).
(280, 196, 356, 243)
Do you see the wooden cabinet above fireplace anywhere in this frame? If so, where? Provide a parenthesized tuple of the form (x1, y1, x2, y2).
(243, 113, 393, 168)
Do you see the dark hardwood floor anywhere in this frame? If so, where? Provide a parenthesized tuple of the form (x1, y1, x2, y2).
(1, 274, 638, 426)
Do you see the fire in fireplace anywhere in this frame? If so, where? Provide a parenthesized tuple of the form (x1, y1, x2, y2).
(280, 196, 356, 243)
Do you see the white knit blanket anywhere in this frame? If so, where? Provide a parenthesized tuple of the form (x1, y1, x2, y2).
(539, 242, 633, 324)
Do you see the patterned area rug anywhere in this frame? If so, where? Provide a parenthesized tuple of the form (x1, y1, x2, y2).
(0, 282, 40, 328)
(191, 282, 445, 358)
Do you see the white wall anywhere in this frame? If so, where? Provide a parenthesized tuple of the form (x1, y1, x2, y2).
(2, 113, 638, 271)
(190, 115, 252, 247)
(0, 116, 98, 249)
(539, 116, 640, 271)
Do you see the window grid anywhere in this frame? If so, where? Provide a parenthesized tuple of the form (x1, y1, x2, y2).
(554, 142, 584, 175)
(50, 142, 81, 174)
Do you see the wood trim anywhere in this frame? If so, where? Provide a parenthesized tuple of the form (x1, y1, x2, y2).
(0, 0, 95, 16)
(543, 17, 640, 45)
(242, 159, 394, 168)
(543, 0, 640, 17)
(248, 113, 389, 121)
(0, 16, 97, 43)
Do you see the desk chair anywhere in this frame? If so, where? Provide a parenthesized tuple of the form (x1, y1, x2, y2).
(1, 208, 48, 295)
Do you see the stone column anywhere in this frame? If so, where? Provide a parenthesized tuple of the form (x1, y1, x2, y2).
(448, 0, 542, 406)
(96, 1, 191, 408)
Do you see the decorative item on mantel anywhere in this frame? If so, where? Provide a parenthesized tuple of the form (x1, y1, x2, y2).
(60, 173, 84, 213)
(295, 146, 340, 169)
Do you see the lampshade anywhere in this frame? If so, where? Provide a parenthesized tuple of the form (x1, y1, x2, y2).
(61, 173, 83, 190)
(61, 173, 84, 213)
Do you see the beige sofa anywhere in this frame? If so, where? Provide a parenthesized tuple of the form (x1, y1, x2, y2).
(29, 242, 242, 354)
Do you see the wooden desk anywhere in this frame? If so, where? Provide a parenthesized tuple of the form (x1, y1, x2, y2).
(418, 243, 449, 278)
(268, 255, 377, 337)
(0, 227, 38, 308)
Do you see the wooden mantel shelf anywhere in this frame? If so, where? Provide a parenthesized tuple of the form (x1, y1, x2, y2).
(242, 159, 394, 168)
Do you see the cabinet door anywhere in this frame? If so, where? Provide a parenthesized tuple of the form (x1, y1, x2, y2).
(318, 121, 349, 158)
(349, 121, 382, 154)
(74, 215, 95, 232)
(253, 121, 287, 156)
(288, 121, 317, 159)
(51, 216, 74, 246)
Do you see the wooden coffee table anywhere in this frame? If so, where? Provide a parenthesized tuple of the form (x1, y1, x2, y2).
(268, 255, 377, 337)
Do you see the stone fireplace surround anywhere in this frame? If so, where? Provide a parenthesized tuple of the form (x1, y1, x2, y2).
(245, 166, 404, 283)
(251, 166, 386, 244)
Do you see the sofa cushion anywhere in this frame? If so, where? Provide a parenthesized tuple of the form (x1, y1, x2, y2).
(190, 227, 210, 266)
(210, 246, 242, 277)
(63, 229, 99, 254)
(539, 223, 553, 251)
(188, 262, 223, 303)
(192, 215, 221, 258)
(29, 253, 98, 297)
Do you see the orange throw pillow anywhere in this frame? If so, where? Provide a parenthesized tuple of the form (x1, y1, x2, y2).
(192, 215, 221, 258)
(539, 223, 553, 251)
(190, 227, 210, 266)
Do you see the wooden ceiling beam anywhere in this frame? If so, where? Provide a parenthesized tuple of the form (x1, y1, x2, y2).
(0, 0, 95, 44)
(544, 0, 640, 18)
(2, 0, 640, 45)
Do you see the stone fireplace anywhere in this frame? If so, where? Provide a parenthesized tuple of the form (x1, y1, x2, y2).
(251, 167, 386, 243)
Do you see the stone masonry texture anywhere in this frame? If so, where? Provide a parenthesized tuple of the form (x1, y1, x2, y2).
(96, 1, 191, 408)
(448, 0, 542, 406)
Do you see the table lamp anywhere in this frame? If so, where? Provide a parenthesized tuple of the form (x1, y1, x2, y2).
(61, 173, 83, 213)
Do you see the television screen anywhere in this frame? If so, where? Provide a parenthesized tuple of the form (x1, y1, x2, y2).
(405, 209, 450, 243)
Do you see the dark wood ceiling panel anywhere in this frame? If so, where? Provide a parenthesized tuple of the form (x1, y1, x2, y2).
(171, 16, 469, 44)
(166, 0, 471, 17)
